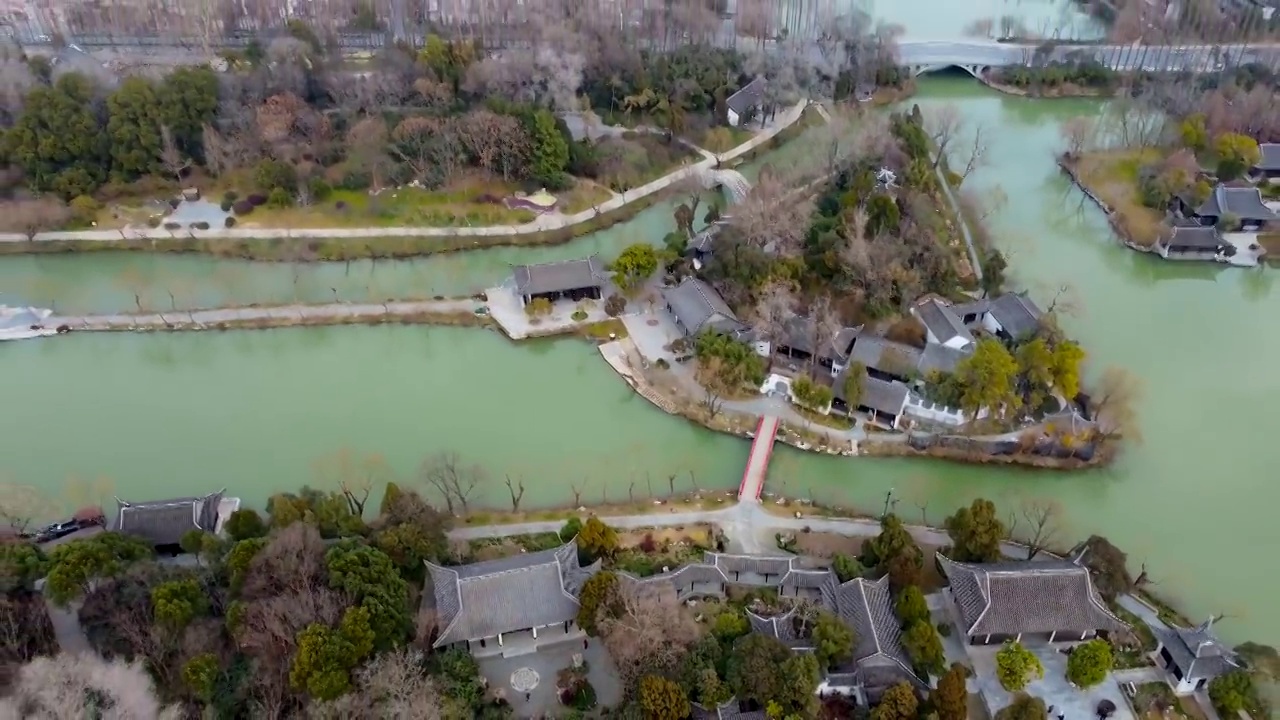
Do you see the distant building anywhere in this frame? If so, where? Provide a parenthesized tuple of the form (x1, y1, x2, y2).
(1173, 184, 1277, 231)
(662, 276, 751, 339)
(726, 77, 765, 127)
(511, 255, 608, 308)
(1251, 143, 1280, 182)
(624, 552, 924, 703)
(937, 553, 1128, 645)
(1153, 616, 1243, 695)
(113, 490, 229, 550)
(1154, 226, 1231, 261)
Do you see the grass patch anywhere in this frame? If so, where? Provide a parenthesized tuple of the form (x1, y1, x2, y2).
(3, 189, 668, 261)
(241, 174, 537, 229)
(701, 126, 756, 152)
(1072, 149, 1167, 248)
(595, 133, 697, 191)
(558, 180, 615, 214)
(793, 407, 855, 431)
(579, 318, 628, 341)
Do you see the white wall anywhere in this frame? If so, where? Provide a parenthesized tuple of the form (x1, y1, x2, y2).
(903, 394, 988, 426)
(727, 108, 742, 127)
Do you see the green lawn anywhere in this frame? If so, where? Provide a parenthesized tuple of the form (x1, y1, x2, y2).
(238, 179, 537, 229)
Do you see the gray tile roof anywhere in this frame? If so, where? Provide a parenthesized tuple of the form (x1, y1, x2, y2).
(114, 491, 223, 546)
(987, 293, 1042, 340)
(914, 298, 972, 346)
(938, 553, 1128, 638)
(727, 77, 766, 116)
(917, 343, 969, 375)
(858, 377, 910, 417)
(690, 223, 726, 254)
(427, 541, 600, 646)
(662, 277, 746, 337)
(778, 316, 858, 362)
(834, 575, 919, 685)
(618, 553, 920, 692)
(1256, 143, 1280, 172)
(512, 255, 607, 297)
(1153, 618, 1242, 683)
(1161, 226, 1223, 250)
(847, 335, 922, 379)
(1195, 185, 1277, 222)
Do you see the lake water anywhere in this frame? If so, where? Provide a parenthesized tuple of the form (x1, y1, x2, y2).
(1, 78, 1275, 646)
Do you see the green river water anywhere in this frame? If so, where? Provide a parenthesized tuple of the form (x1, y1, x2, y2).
(1, 75, 1276, 646)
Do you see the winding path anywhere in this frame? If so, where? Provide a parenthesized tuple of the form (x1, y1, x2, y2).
(0, 101, 809, 245)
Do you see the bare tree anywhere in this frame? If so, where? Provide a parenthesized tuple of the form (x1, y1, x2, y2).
(312, 448, 389, 518)
(4, 198, 71, 241)
(158, 125, 189, 182)
(695, 358, 732, 421)
(750, 280, 797, 349)
(954, 122, 990, 182)
(1009, 498, 1064, 560)
(808, 294, 842, 371)
(0, 481, 59, 535)
(0, 653, 182, 720)
(418, 452, 483, 515)
(1061, 116, 1097, 159)
(569, 478, 588, 507)
(1092, 367, 1143, 444)
(308, 649, 454, 719)
(598, 582, 699, 687)
(729, 171, 813, 255)
(503, 474, 526, 512)
(925, 103, 964, 168)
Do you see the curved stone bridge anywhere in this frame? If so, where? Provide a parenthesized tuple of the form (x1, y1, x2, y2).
(699, 168, 753, 205)
(897, 39, 1280, 77)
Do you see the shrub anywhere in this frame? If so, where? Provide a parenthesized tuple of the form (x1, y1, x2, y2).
(247, 193, 267, 206)
(571, 310, 588, 321)
(168, 197, 181, 209)
(146, 217, 161, 228)
(937, 622, 952, 637)
(220, 199, 233, 211)
(604, 294, 626, 317)
(163, 221, 181, 230)
(192, 221, 210, 230)
(308, 177, 333, 201)
(525, 297, 554, 317)
(335, 200, 348, 211)
(232, 200, 253, 215)
(68, 195, 101, 225)
(338, 170, 371, 191)
(267, 187, 293, 208)
(637, 533, 657, 553)
(655, 358, 670, 370)
(222, 190, 238, 203)
(224, 216, 237, 228)
(255, 159, 297, 192)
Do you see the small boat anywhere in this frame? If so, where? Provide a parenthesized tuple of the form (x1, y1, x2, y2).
(0, 306, 58, 341)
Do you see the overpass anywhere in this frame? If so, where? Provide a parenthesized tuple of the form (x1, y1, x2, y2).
(897, 39, 1280, 77)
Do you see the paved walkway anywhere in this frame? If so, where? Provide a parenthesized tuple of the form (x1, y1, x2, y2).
(47, 298, 481, 332)
(1, 101, 809, 245)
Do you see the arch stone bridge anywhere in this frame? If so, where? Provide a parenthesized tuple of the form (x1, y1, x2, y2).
(896, 39, 1280, 77)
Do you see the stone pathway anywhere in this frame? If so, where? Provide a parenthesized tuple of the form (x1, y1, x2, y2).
(48, 298, 481, 333)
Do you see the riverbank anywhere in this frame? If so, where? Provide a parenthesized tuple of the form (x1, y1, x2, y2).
(1057, 150, 1164, 251)
(981, 75, 1113, 99)
(597, 338, 1113, 471)
(0, 102, 814, 261)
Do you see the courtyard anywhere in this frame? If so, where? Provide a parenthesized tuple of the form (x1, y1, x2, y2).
(476, 638, 623, 717)
(966, 638, 1135, 720)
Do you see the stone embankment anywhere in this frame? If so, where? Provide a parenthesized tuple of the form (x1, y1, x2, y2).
(48, 299, 484, 333)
